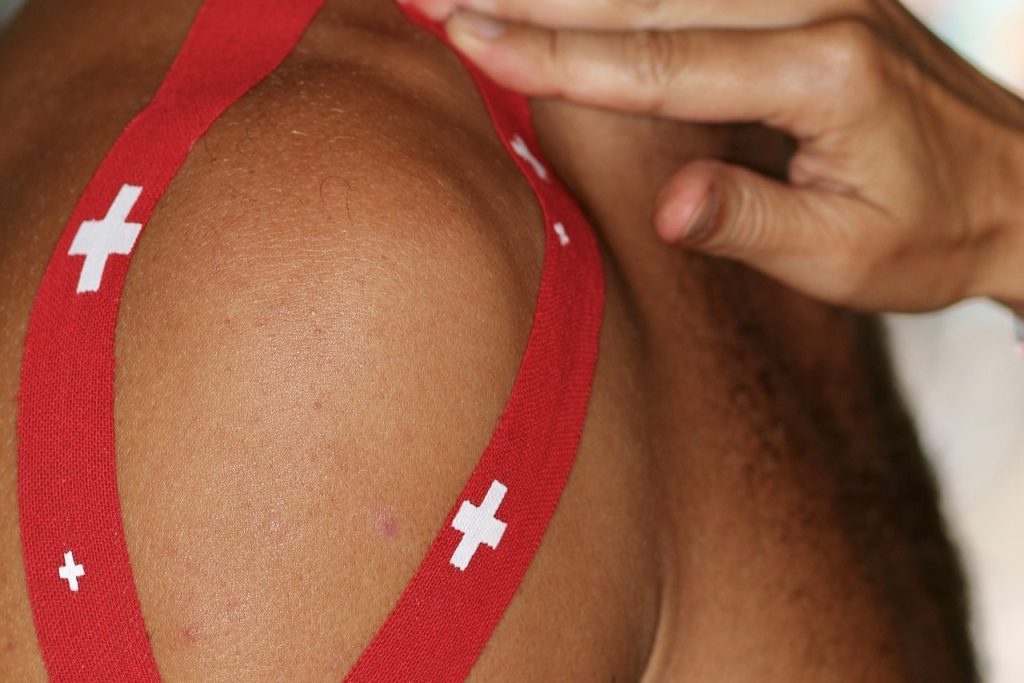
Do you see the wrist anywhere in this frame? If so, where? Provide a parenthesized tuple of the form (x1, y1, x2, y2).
(970, 120, 1024, 314)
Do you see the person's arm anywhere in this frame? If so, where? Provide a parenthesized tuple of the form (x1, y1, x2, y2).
(408, 0, 1024, 316)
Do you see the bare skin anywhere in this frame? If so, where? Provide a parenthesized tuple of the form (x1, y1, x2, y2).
(0, 1, 974, 680)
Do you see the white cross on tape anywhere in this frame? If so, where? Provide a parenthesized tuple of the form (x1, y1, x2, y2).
(68, 184, 144, 293)
(510, 135, 549, 182)
(553, 222, 570, 247)
(450, 480, 508, 571)
(58, 550, 85, 592)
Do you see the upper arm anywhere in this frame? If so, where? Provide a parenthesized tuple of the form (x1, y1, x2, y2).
(112, 68, 543, 679)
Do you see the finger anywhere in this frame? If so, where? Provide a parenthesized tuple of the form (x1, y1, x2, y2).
(446, 12, 875, 136)
(409, 0, 860, 31)
(655, 160, 882, 305)
(656, 160, 818, 254)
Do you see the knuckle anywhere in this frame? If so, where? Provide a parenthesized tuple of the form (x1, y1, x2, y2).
(702, 180, 766, 255)
(810, 19, 890, 96)
(543, 28, 566, 74)
(626, 29, 682, 91)
(730, 184, 770, 252)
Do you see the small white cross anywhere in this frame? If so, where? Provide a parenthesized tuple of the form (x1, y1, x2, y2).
(450, 480, 508, 571)
(68, 184, 144, 294)
(553, 222, 570, 247)
(58, 551, 85, 592)
(510, 135, 549, 182)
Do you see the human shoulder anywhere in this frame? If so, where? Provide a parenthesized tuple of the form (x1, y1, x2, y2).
(112, 59, 544, 677)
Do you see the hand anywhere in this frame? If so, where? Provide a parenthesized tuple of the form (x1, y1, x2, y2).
(404, 0, 1024, 314)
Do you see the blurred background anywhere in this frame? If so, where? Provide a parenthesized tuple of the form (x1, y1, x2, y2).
(891, 2, 1024, 682)
(1, 0, 1022, 680)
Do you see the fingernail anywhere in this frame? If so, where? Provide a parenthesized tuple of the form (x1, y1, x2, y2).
(451, 10, 507, 40)
(679, 188, 719, 244)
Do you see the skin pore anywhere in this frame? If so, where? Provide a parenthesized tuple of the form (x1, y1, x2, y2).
(1, 0, 975, 680)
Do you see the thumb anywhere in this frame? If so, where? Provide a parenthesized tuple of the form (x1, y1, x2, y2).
(654, 160, 887, 307)
(655, 160, 817, 259)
